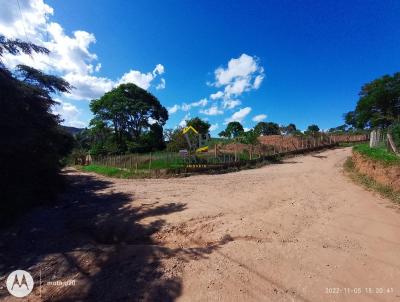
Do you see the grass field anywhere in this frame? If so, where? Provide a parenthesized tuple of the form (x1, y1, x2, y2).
(353, 143, 400, 166)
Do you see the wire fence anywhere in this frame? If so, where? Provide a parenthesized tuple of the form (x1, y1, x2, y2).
(88, 134, 369, 175)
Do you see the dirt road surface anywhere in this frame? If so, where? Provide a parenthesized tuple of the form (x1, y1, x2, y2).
(1, 147, 400, 301)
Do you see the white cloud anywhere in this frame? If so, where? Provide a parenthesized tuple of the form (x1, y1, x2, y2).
(253, 74, 264, 89)
(168, 104, 180, 114)
(200, 105, 223, 116)
(195, 53, 264, 125)
(63, 73, 114, 100)
(153, 64, 165, 76)
(117, 69, 157, 90)
(214, 54, 258, 86)
(222, 99, 241, 109)
(53, 99, 86, 128)
(209, 123, 219, 131)
(156, 78, 166, 90)
(252, 114, 267, 122)
(193, 98, 208, 107)
(178, 113, 190, 128)
(210, 91, 224, 100)
(0, 0, 53, 40)
(0, 0, 166, 102)
(176, 98, 208, 112)
(212, 54, 264, 102)
(224, 107, 252, 124)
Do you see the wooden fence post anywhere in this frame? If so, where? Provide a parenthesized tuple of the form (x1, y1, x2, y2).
(149, 152, 152, 171)
(234, 144, 237, 162)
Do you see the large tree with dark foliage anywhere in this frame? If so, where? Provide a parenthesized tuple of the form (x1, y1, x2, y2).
(345, 72, 400, 129)
(305, 124, 320, 135)
(0, 36, 74, 224)
(219, 121, 244, 138)
(254, 121, 280, 136)
(89, 83, 168, 154)
(186, 117, 210, 134)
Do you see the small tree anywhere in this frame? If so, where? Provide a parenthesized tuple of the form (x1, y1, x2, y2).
(239, 129, 260, 159)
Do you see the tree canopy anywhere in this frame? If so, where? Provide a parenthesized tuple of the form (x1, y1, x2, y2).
(239, 129, 259, 145)
(186, 117, 211, 134)
(305, 124, 320, 135)
(254, 122, 280, 136)
(219, 121, 244, 138)
(89, 83, 168, 154)
(345, 72, 400, 129)
(280, 123, 297, 135)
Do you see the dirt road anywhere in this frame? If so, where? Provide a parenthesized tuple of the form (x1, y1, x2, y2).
(1, 147, 400, 301)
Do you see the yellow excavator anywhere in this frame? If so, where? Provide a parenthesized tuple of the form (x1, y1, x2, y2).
(182, 126, 210, 153)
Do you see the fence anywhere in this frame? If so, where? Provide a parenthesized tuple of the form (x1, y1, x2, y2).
(370, 129, 399, 154)
(88, 134, 369, 176)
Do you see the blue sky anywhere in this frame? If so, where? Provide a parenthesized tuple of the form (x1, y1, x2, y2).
(2, 0, 400, 134)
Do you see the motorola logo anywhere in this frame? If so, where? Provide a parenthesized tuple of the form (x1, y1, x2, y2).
(6, 270, 34, 298)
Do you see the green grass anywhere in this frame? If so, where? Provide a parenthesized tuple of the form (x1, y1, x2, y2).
(81, 165, 136, 178)
(344, 157, 400, 204)
(353, 143, 400, 166)
(338, 141, 365, 147)
(136, 159, 185, 170)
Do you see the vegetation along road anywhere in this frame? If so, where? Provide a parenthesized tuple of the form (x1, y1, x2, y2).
(1, 147, 400, 302)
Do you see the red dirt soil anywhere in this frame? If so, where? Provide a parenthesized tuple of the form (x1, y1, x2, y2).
(352, 151, 400, 192)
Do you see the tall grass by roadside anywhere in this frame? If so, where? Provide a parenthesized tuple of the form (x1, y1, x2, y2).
(353, 144, 400, 166)
(344, 157, 400, 204)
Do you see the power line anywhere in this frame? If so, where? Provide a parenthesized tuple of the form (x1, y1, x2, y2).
(16, 0, 28, 40)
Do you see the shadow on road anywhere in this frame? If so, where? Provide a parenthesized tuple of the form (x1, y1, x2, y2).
(0, 169, 226, 301)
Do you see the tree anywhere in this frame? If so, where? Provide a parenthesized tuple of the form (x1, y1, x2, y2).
(220, 122, 244, 138)
(240, 129, 259, 145)
(186, 117, 210, 134)
(89, 83, 168, 153)
(0, 36, 74, 224)
(239, 129, 260, 160)
(328, 125, 347, 133)
(254, 122, 280, 136)
(305, 124, 320, 135)
(165, 127, 187, 152)
(344, 72, 400, 129)
(218, 130, 229, 138)
(280, 123, 297, 135)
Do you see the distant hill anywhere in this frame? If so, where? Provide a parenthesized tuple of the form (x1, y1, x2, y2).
(61, 126, 84, 135)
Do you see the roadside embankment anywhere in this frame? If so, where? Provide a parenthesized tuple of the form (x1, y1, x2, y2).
(352, 145, 400, 192)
